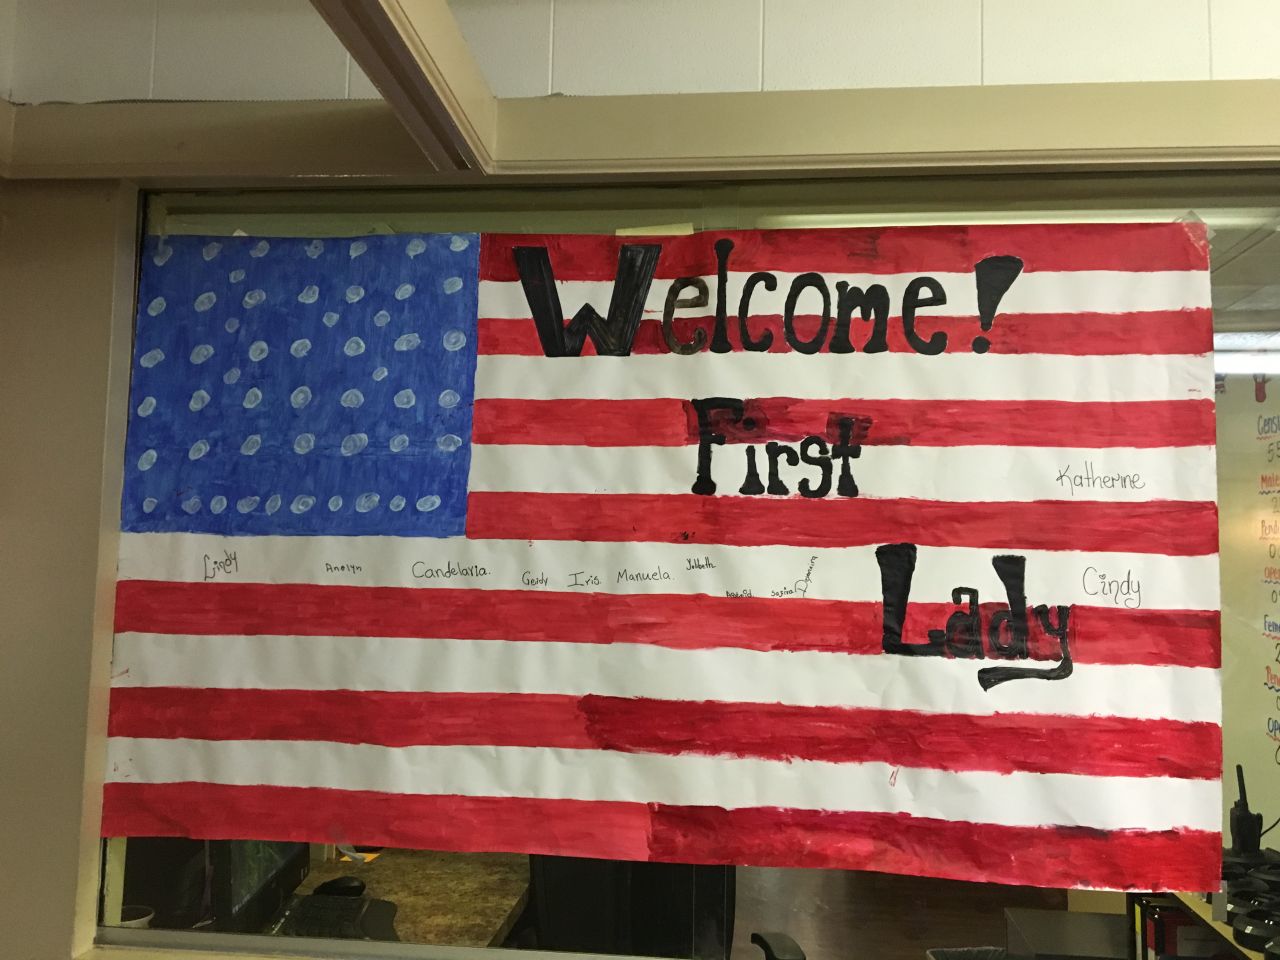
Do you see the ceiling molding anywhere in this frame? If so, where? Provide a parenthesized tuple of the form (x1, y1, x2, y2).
(493, 80, 1280, 176)
(3, 101, 437, 183)
(309, 0, 497, 173)
(2, 80, 1280, 185)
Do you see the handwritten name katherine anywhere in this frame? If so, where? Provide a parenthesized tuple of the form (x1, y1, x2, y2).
(1056, 460, 1145, 496)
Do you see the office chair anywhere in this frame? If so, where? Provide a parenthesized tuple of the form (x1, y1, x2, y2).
(527, 857, 808, 960)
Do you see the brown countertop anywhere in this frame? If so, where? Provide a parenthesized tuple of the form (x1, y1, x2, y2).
(299, 849, 529, 947)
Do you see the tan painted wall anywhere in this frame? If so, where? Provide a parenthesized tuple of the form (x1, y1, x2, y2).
(0, 179, 137, 960)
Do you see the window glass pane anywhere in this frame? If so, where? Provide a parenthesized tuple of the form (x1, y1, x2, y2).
(101, 176, 1278, 959)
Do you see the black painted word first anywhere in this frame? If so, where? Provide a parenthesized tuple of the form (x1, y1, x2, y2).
(691, 396, 863, 498)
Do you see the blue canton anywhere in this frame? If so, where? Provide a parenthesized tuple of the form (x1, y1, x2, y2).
(121, 233, 480, 537)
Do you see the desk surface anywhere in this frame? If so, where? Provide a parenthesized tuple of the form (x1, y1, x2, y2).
(1005, 908, 1127, 960)
(1172, 891, 1263, 960)
(299, 849, 528, 947)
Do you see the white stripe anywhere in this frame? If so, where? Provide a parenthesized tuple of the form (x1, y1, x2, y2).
(474, 352, 1212, 403)
(477, 270, 1211, 320)
(111, 633, 1221, 724)
(104, 737, 1218, 832)
(468, 444, 1216, 503)
(116, 532, 1220, 610)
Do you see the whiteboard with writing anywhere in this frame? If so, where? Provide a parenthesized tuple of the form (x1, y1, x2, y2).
(1220, 372, 1280, 832)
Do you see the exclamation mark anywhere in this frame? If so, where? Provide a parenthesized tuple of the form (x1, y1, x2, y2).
(972, 255, 1024, 354)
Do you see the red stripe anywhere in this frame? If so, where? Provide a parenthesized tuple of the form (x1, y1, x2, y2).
(479, 224, 1209, 281)
(644, 805, 1220, 891)
(113, 581, 1220, 667)
(471, 397, 1215, 448)
(101, 782, 1220, 890)
(102, 783, 652, 860)
(478, 310, 1211, 357)
(466, 492, 1219, 555)
(108, 688, 1222, 779)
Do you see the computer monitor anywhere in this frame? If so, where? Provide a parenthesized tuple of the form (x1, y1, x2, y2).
(209, 840, 310, 933)
(118, 838, 309, 932)
(528, 856, 734, 960)
(120, 837, 209, 929)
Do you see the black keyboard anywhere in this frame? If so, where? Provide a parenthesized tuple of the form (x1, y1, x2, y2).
(277, 894, 399, 940)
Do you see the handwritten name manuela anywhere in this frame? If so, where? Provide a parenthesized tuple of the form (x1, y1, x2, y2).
(617, 565, 672, 583)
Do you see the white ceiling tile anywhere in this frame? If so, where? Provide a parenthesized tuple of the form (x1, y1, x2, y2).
(764, 0, 981, 91)
(153, 0, 347, 101)
(984, 0, 1211, 85)
(1211, 0, 1280, 79)
(552, 0, 762, 96)
(450, 0, 552, 98)
(347, 56, 381, 100)
(10, 0, 156, 103)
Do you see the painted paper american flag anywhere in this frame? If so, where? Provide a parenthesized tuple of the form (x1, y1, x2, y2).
(103, 224, 1221, 890)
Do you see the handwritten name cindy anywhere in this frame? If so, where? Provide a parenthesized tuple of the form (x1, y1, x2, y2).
(203, 550, 238, 581)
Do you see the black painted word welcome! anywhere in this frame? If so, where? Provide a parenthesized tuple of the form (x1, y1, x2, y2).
(512, 239, 1024, 357)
